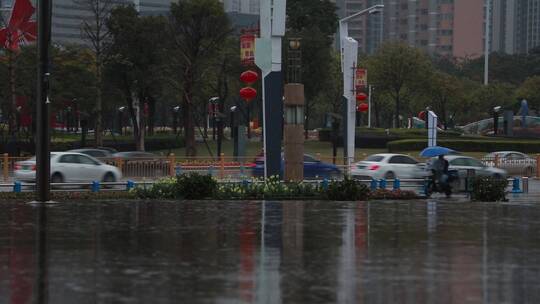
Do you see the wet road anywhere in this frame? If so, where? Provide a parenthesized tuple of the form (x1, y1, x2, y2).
(1, 199, 540, 303)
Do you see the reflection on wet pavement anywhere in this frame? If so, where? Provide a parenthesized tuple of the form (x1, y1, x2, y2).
(0, 199, 540, 303)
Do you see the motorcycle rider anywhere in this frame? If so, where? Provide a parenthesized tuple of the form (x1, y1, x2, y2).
(429, 155, 451, 196)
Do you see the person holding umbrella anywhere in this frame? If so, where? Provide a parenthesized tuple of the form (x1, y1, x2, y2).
(421, 146, 456, 197)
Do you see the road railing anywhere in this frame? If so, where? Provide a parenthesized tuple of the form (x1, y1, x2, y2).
(481, 154, 537, 177)
(0, 175, 529, 196)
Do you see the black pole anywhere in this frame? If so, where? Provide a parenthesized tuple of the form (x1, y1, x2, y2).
(246, 103, 251, 139)
(332, 120, 338, 165)
(36, 0, 52, 202)
(216, 103, 223, 157)
(263, 71, 283, 178)
(493, 111, 499, 135)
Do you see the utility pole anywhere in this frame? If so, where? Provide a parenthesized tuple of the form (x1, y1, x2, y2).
(484, 0, 491, 85)
(36, 0, 52, 202)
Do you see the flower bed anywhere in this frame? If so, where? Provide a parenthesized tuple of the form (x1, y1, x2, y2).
(133, 174, 419, 201)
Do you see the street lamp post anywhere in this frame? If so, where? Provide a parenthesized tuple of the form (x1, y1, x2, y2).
(484, 0, 491, 85)
(339, 4, 384, 168)
(117, 106, 126, 135)
(209, 97, 223, 156)
(72, 98, 79, 133)
(173, 106, 180, 134)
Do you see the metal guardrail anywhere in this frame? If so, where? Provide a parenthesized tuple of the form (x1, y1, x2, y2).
(481, 155, 538, 177)
(0, 176, 529, 196)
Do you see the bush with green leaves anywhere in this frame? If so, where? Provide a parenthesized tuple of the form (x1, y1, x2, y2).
(134, 173, 217, 200)
(175, 173, 217, 199)
(133, 177, 177, 199)
(325, 177, 369, 201)
(471, 176, 508, 202)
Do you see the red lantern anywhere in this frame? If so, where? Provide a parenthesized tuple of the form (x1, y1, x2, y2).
(357, 103, 369, 113)
(418, 111, 426, 121)
(356, 92, 367, 102)
(240, 70, 259, 85)
(240, 87, 257, 102)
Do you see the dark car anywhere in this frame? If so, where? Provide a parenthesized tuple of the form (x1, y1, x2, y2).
(112, 151, 160, 159)
(251, 154, 341, 179)
(68, 148, 113, 158)
(113, 151, 170, 177)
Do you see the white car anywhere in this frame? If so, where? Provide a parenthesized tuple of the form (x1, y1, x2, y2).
(351, 153, 427, 180)
(439, 155, 507, 179)
(14, 152, 122, 183)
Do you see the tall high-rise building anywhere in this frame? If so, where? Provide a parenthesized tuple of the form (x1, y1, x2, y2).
(221, 0, 259, 15)
(337, 0, 540, 57)
(50, 0, 172, 45)
(492, 0, 540, 54)
(337, 0, 486, 57)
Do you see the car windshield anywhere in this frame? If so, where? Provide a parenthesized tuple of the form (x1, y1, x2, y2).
(365, 155, 384, 162)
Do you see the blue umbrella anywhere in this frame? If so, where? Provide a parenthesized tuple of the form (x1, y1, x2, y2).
(420, 146, 456, 157)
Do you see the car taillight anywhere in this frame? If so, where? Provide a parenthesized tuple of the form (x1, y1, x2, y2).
(31, 165, 36, 171)
(368, 164, 380, 171)
(246, 162, 256, 168)
(14, 164, 21, 170)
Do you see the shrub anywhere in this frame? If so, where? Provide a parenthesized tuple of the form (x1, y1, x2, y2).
(325, 177, 369, 201)
(318, 128, 463, 148)
(470, 176, 508, 202)
(133, 177, 177, 199)
(133, 173, 217, 200)
(387, 138, 540, 153)
(176, 173, 217, 199)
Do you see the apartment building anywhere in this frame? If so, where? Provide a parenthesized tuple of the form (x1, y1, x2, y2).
(221, 0, 259, 15)
(337, 0, 485, 57)
(338, 0, 540, 57)
(51, 0, 172, 45)
(492, 0, 540, 54)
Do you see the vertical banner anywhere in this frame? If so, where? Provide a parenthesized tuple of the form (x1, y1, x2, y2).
(428, 111, 437, 147)
(240, 33, 256, 66)
(355, 68, 367, 91)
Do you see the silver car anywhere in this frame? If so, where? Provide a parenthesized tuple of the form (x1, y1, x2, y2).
(14, 152, 122, 183)
(442, 155, 507, 179)
(482, 151, 536, 176)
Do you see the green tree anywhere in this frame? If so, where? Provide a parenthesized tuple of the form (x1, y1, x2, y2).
(106, 5, 168, 150)
(77, 0, 115, 147)
(168, 0, 231, 156)
(286, 0, 338, 138)
(366, 42, 434, 128)
(468, 82, 516, 121)
(428, 72, 464, 129)
(516, 76, 540, 113)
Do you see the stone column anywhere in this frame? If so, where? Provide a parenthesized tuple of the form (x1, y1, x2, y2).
(284, 84, 304, 181)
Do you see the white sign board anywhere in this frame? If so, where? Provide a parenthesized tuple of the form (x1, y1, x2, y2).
(342, 37, 358, 165)
(428, 111, 437, 147)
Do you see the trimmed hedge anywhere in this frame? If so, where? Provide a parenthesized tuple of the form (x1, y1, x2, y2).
(0, 136, 185, 155)
(318, 128, 464, 148)
(387, 138, 540, 153)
